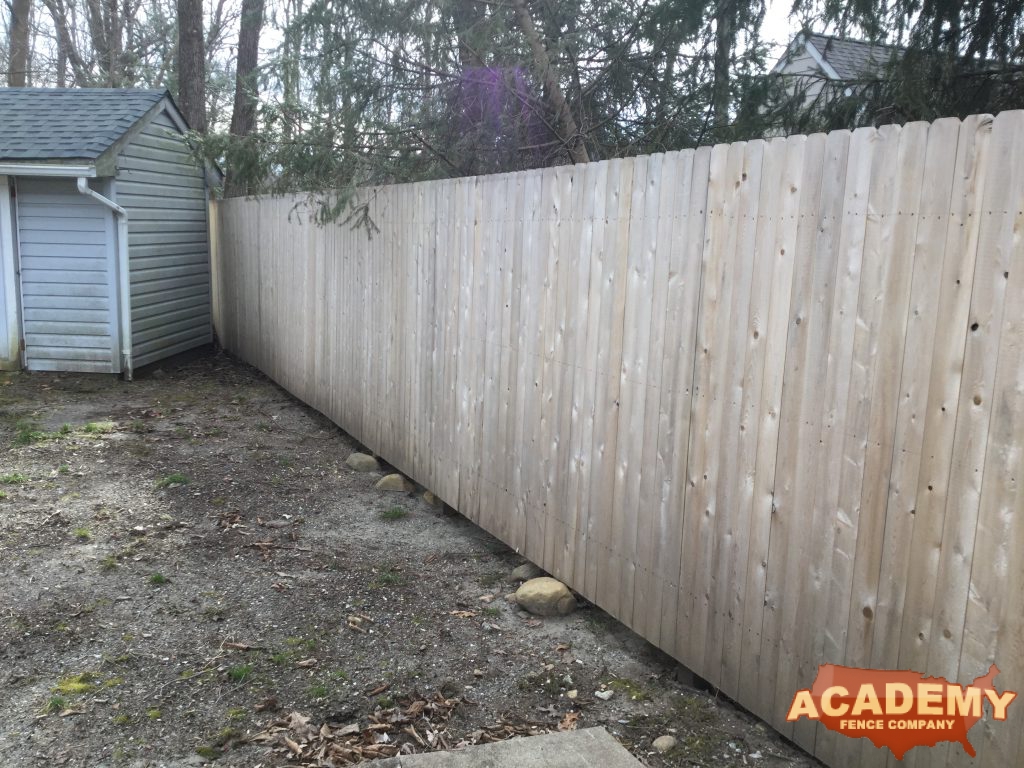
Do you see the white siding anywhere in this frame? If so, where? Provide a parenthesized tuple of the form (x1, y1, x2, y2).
(117, 109, 212, 368)
(0, 176, 19, 369)
(776, 48, 832, 107)
(15, 178, 119, 373)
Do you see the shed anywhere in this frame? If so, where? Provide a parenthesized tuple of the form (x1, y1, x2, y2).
(0, 87, 219, 378)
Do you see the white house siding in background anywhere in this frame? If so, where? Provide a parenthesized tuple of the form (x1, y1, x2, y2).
(116, 109, 212, 368)
(15, 177, 120, 373)
(0, 176, 18, 369)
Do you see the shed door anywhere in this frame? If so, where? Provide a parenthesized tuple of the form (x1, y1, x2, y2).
(15, 178, 120, 373)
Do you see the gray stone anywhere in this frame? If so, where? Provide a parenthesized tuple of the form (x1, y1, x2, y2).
(371, 727, 643, 767)
(375, 473, 414, 492)
(515, 577, 577, 617)
(511, 562, 545, 581)
(346, 452, 381, 472)
(652, 735, 677, 754)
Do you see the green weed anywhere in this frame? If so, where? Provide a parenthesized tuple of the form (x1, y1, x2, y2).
(156, 472, 189, 488)
(380, 506, 408, 521)
(226, 664, 252, 682)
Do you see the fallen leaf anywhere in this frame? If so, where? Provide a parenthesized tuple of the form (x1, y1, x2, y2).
(450, 610, 478, 619)
(558, 711, 580, 731)
(283, 736, 302, 755)
(366, 682, 390, 697)
(255, 697, 279, 712)
(223, 641, 261, 651)
(294, 658, 318, 668)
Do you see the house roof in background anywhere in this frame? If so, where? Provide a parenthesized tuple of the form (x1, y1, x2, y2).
(773, 31, 904, 81)
(0, 88, 168, 162)
(804, 33, 904, 80)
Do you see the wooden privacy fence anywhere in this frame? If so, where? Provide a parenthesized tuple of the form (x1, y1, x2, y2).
(213, 111, 1024, 768)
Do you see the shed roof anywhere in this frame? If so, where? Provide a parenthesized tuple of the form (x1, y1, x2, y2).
(0, 88, 168, 162)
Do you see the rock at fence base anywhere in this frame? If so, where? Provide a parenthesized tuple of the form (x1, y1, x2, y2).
(346, 452, 381, 472)
(423, 490, 442, 507)
(375, 473, 414, 492)
(652, 735, 678, 754)
(515, 577, 576, 617)
(511, 562, 544, 582)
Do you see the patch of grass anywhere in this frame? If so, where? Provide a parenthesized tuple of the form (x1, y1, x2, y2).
(285, 636, 317, 652)
(112, 713, 132, 725)
(226, 664, 253, 682)
(310, 683, 329, 699)
(380, 506, 408, 521)
(195, 746, 221, 760)
(100, 556, 119, 572)
(127, 420, 150, 434)
(73, 528, 91, 542)
(156, 472, 189, 488)
(146, 708, 162, 720)
(213, 727, 241, 746)
(607, 677, 649, 701)
(482, 605, 502, 617)
(54, 672, 98, 695)
(14, 420, 48, 445)
(371, 568, 406, 588)
(44, 695, 69, 714)
(0, 472, 27, 485)
(59, 424, 72, 436)
(148, 572, 169, 586)
(58, 463, 70, 474)
(83, 421, 116, 434)
(376, 695, 395, 709)
(227, 707, 247, 721)
(0, 490, 6, 500)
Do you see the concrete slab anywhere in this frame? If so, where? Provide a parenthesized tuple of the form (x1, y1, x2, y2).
(373, 728, 643, 768)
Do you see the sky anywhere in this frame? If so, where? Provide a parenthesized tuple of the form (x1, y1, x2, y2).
(761, 0, 808, 62)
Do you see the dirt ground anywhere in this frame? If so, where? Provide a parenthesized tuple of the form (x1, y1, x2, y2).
(0, 351, 822, 768)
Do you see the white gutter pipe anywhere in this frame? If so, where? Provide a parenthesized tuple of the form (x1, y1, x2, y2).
(0, 163, 97, 178)
(76, 178, 133, 380)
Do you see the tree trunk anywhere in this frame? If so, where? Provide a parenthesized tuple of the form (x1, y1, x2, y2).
(225, 0, 265, 196)
(176, 0, 207, 132)
(7, 0, 31, 86)
(712, 2, 734, 129)
(453, 0, 485, 69)
(510, 0, 589, 164)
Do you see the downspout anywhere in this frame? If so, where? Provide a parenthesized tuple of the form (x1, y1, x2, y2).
(76, 178, 133, 380)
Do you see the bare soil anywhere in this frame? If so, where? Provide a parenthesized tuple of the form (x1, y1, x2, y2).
(0, 351, 821, 768)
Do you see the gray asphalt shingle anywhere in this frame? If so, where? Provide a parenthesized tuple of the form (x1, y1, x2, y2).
(0, 88, 167, 162)
(804, 33, 904, 80)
